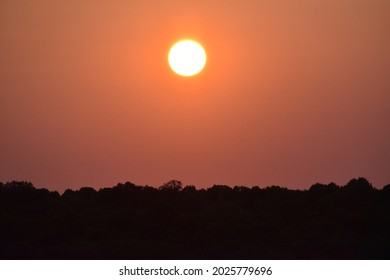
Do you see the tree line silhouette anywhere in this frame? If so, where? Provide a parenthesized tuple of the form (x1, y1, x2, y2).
(0, 178, 389, 259)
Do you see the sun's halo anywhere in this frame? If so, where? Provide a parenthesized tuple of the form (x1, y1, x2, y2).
(168, 40, 206, 77)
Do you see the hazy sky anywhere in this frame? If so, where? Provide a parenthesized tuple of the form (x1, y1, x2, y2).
(1, 0, 389, 192)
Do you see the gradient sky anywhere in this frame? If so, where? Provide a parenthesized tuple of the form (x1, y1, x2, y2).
(1, 0, 389, 192)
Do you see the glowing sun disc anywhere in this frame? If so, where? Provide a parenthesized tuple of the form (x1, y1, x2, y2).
(168, 40, 207, 77)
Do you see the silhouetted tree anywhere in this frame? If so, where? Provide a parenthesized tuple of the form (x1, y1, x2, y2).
(309, 183, 327, 192)
(309, 182, 340, 193)
(182, 185, 196, 193)
(78, 187, 97, 200)
(5, 181, 35, 190)
(159, 180, 182, 191)
(344, 177, 373, 192)
(208, 184, 232, 193)
(382, 184, 390, 192)
(62, 189, 76, 198)
(265, 185, 287, 192)
(113, 181, 139, 191)
(233, 186, 250, 192)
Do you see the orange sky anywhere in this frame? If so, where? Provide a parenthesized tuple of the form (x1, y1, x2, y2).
(1, 0, 389, 192)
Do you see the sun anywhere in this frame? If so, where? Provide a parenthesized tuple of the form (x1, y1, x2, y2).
(168, 40, 207, 77)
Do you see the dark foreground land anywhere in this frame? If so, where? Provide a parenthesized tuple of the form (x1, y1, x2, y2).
(1, 178, 389, 259)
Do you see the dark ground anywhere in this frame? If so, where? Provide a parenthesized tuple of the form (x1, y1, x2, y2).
(1, 178, 389, 259)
